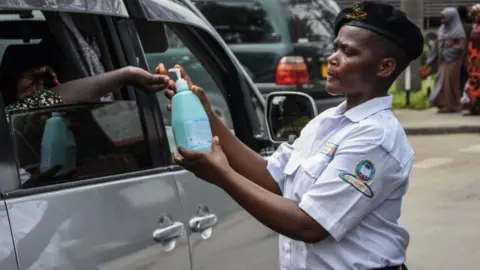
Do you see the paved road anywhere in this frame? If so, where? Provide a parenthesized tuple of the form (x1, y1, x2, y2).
(402, 134, 480, 270)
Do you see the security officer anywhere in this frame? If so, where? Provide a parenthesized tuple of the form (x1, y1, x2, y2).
(163, 1, 423, 269)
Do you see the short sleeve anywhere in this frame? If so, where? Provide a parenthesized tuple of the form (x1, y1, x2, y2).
(298, 127, 411, 241)
(266, 141, 296, 194)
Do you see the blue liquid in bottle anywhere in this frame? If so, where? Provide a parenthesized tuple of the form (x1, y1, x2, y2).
(170, 68, 213, 153)
(40, 112, 76, 175)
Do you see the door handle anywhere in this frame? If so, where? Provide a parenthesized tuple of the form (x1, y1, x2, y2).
(189, 213, 218, 232)
(152, 221, 185, 242)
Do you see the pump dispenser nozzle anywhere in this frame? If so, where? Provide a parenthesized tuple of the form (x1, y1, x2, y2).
(169, 68, 189, 92)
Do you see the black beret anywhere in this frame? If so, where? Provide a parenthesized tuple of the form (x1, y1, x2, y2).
(334, 1, 424, 61)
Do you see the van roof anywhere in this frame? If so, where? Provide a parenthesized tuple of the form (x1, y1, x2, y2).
(0, 0, 128, 17)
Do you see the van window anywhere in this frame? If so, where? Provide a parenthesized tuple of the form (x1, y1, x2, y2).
(0, 11, 154, 189)
(0, 11, 44, 59)
(9, 102, 150, 188)
(283, 0, 339, 42)
(193, 0, 281, 44)
(141, 24, 234, 153)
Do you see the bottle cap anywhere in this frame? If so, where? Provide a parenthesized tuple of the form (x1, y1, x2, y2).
(168, 68, 189, 92)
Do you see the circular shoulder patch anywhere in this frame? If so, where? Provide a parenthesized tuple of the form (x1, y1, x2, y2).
(355, 160, 376, 182)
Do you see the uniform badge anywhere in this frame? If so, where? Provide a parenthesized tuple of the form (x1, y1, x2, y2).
(339, 160, 376, 198)
(355, 160, 376, 181)
(346, 3, 368, 20)
(320, 142, 338, 157)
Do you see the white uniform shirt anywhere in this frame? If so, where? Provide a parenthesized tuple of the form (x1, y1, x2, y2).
(267, 95, 413, 270)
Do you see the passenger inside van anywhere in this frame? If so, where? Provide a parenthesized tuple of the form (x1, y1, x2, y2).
(0, 11, 171, 114)
(0, 10, 173, 189)
(0, 33, 170, 187)
(7, 64, 170, 184)
(5, 63, 170, 114)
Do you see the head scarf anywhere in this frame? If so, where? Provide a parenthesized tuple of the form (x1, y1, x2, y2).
(438, 7, 467, 40)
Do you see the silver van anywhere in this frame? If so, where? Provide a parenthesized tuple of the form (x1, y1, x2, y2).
(0, 0, 318, 269)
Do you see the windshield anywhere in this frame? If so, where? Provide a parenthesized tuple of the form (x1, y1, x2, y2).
(193, 0, 281, 44)
(283, 0, 340, 42)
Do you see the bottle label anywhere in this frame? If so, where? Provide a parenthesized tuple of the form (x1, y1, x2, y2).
(184, 119, 212, 149)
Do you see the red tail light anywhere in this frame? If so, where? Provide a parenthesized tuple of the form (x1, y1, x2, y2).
(275, 56, 309, 85)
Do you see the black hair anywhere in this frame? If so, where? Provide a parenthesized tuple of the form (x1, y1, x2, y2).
(369, 32, 409, 84)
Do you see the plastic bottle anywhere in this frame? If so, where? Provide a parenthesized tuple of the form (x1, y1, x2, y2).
(40, 112, 76, 175)
(169, 68, 213, 153)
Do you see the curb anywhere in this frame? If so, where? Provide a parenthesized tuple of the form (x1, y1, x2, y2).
(404, 126, 480, 135)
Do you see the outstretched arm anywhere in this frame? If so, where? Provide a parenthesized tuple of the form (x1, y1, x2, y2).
(53, 66, 169, 104)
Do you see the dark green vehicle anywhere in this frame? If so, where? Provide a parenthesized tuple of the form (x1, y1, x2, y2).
(189, 0, 345, 112)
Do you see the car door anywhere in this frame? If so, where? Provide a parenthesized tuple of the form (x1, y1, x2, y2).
(0, 202, 18, 270)
(0, 10, 191, 270)
(132, 16, 280, 269)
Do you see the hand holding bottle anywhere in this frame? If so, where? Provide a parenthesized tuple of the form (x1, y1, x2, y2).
(157, 64, 213, 152)
(156, 64, 212, 116)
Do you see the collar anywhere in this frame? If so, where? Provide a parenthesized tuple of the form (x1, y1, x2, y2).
(334, 95, 393, 122)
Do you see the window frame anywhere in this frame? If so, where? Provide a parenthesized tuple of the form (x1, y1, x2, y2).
(114, 17, 173, 166)
(0, 13, 168, 197)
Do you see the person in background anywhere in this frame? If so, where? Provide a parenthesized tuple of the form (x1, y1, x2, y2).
(420, 7, 466, 113)
(458, 5, 473, 97)
(462, 4, 480, 116)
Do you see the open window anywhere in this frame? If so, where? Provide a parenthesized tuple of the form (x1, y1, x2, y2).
(0, 10, 157, 191)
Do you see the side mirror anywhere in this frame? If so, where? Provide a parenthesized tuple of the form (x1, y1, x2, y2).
(265, 91, 317, 143)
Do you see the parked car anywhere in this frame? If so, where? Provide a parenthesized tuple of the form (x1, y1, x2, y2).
(0, 0, 318, 269)
(189, 0, 345, 112)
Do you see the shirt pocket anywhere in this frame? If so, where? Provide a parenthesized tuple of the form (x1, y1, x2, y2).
(301, 153, 331, 179)
(284, 153, 332, 201)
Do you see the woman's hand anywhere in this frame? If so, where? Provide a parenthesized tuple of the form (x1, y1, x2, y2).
(16, 66, 60, 99)
(125, 66, 170, 93)
(173, 136, 231, 187)
(155, 64, 213, 116)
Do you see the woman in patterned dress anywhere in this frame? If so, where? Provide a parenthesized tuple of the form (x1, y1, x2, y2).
(463, 4, 480, 115)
